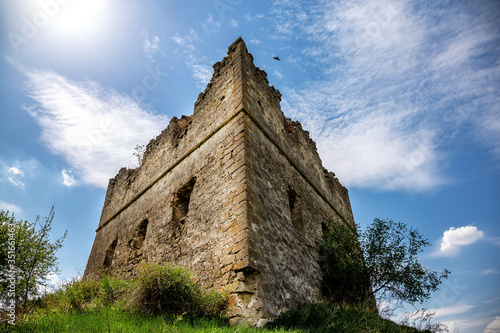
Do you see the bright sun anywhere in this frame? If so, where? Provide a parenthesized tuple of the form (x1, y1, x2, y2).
(49, 0, 111, 39)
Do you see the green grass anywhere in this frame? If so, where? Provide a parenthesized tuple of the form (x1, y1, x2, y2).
(1, 307, 297, 333)
(0, 264, 429, 332)
(1, 303, 427, 333)
(267, 302, 426, 333)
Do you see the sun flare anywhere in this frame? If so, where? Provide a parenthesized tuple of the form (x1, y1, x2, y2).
(49, 0, 111, 39)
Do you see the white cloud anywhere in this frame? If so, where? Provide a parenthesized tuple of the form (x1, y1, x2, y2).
(202, 15, 221, 34)
(1, 159, 40, 189)
(171, 30, 212, 89)
(37, 272, 64, 295)
(0, 201, 22, 214)
(485, 317, 500, 333)
(172, 35, 184, 46)
(24, 69, 169, 188)
(435, 226, 484, 257)
(143, 32, 160, 60)
(7, 177, 22, 186)
(281, 90, 447, 191)
(46, 272, 62, 290)
(271, 0, 500, 191)
(429, 304, 474, 318)
(230, 19, 238, 28)
(61, 169, 75, 187)
(191, 64, 212, 86)
(481, 269, 500, 275)
(7, 166, 24, 187)
(8, 166, 22, 175)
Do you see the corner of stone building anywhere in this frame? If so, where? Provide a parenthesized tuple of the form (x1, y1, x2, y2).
(85, 36, 364, 326)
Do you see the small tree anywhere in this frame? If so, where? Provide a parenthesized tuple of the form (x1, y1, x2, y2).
(317, 218, 371, 304)
(318, 217, 449, 308)
(0, 207, 67, 307)
(361, 218, 449, 305)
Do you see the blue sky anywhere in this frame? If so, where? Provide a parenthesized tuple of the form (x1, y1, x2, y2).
(0, 0, 499, 331)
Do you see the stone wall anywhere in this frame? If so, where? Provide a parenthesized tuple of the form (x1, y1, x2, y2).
(84, 37, 356, 326)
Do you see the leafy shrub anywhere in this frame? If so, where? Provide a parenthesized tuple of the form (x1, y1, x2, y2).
(125, 263, 227, 318)
(317, 218, 371, 305)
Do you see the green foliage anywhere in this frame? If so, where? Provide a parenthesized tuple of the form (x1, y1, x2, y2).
(0, 207, 67, 307)
(360, 218, 450, 305)
(318, 217, 449, 307)
(268, 302, 425, 332)
(126, 263, 227, 318)
(96, 275, 129, 307)
(59, 278, 100, 311)
(317, 219, 371, 304)
(133, 144, 146, 168)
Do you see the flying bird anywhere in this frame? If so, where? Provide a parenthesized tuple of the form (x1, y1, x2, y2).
(273, 56, 280, 61)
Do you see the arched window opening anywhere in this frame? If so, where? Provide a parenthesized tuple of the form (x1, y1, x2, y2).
(103, 238, 117, 268)
(132, 219, 148, 250)
(172, 177, 196, 224)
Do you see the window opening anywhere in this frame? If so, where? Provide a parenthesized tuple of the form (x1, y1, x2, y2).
(103, 238, 117, 268)
(172, 177, 196, 224)
(132, 219, 148, 250)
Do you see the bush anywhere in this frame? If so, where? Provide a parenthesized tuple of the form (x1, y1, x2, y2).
(317, 218, 371, 305)
(125, 263, 227, 318)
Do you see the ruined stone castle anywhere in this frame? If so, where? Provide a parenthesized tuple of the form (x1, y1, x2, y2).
(84, 37, 355, 326)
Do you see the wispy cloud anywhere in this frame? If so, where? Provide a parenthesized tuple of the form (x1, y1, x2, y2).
(142, 30, 161, 61)
(24, 69, 169, 188)
(171, 30, 212, 89)
(430, 304, 475, 318)
(0, 201, 22, 214)
(202, 15, 221, 34)
(434, 226, 484, 257)
(270, 0, 500, 191)
(481, 269, 500, 276)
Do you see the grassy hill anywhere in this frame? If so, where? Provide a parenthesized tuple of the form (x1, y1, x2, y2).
(0, 264, 429, 333)
(2, 303, 426, 333)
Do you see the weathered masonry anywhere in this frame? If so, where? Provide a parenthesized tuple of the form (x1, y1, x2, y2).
(84, 37, 355, 326)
